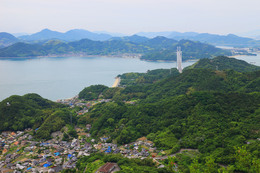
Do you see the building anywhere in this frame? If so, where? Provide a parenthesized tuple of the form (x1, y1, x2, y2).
(176, 46, 183, 73)
(96, 162, 120, 173)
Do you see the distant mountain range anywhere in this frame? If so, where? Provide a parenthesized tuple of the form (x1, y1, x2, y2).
(18, 29, 113, 41)
(1, 29, 260, 49)
(109, 35, 149, 43)
(0, 32, 19, 48)
(137, 31, 260, 47)
(0, 36, 231, 61)
(136, 31, 198, 38)
(238, 29, 260, 40)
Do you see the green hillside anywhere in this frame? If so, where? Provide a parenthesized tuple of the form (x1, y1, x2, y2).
(77, 68, 260, 172)
(0, 93, 76, 139)
(118, 68, 179, 86)
(76, 57, 260, 171)
(141, 40, 231, 61)
(79, 85, 109, 100)
(186, 56, 260, 72)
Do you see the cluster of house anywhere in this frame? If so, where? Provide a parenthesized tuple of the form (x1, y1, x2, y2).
(0, 130, 86, 173)
(95, 137, 156, 159)
(0, 96, 166, 173)
(56, 95, 111, 115)
(0, 126, 166, 173)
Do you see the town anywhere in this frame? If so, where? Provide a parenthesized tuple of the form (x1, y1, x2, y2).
(0, 97, 174, 173)
(0, 128, 169, 172)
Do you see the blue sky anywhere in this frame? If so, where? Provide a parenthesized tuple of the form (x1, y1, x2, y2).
(1, 0, 260, 35)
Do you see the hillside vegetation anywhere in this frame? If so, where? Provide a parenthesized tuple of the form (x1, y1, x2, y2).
(141, 40, 231, 61)
(0, 93, 77, 139)
(186, 56, 260, 72)
(76, 57, 260, 172)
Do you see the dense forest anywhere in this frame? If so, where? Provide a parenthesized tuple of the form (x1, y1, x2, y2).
(186, 56, 260, 72)
(118, 68, 179, 86)
(0, 37, 231, 61)
(78, 85, 109, 100)
(0, 93, 62, 131)
(0, 93, 78, 139)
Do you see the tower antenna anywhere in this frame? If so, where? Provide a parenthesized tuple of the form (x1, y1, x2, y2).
(176, 46, 183, 73)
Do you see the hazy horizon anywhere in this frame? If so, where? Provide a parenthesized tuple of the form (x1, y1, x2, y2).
(9, 28, 251, 37)
(1, 0, 260, 35)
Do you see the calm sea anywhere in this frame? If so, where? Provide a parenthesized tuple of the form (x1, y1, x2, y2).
(232, 53, 260, 66)
(0, 56, 195, 101)
(0, 54, 259, 101)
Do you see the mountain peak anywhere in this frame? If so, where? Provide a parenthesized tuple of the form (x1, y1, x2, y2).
(0, 32, 19, 47)
(40, 28, 53, 32)
(227, 34, 238, 37)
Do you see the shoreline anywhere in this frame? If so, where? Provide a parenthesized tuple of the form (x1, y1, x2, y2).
(2, 54, 257, 62)
(229, 53, 259, 58)
(0, 55, 196, 63)
(0, 54, 142, 59)
(140, 59, 199, 63)
(112, 77, 121, 88)
(56, 77, 121, 102)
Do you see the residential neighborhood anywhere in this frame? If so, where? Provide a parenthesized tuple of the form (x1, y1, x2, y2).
(0, 97, 170, 173)
(0, 92, 212, 173)
(0, 128, 169, 173)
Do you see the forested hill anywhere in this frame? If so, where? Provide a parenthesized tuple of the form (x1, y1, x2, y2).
(96, 68, 260, 103)
(76, 57, 260, 172)
(186, 56, 260, 72)
(116, 56, 260, 88)
(0, 93, 78, 139)
(78, 67, 260, 171)
(140, 39, 231, 61)
(0, 37, 231, 61)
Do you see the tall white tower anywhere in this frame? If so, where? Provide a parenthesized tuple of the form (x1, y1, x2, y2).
(176, 46, 183, 73)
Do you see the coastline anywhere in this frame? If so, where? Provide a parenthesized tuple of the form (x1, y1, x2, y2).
(3, 53, 257, 62)
(112, 77, 121, 88)
(56, 77, 121, 102)
(229, 53, 259, 58)
(140, 59, 199, 63)
(0, 53, 142, 59)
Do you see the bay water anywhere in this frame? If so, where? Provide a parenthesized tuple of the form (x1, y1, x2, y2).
(0, 56, 195, 101)
(0, 54, 259, 101)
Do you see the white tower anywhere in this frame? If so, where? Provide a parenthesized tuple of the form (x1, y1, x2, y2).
(176, 46, 183, 73)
